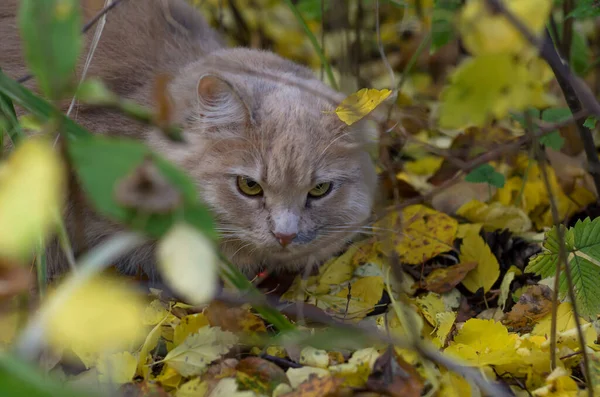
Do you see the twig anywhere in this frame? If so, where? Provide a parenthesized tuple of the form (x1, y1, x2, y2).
(16, 0, 127, 84)
(527, 115, 593, 397)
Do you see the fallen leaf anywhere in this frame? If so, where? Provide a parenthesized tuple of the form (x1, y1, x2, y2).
(365, 346, 424, 397)
(459, 231, 500, 293)
(176, 378, 208, 397)
(502, 284, 552, 332)
(208, 378, 257, 397)
(419, 261, 477, 293)
(236, 357, 289, 395)
(162, 326, 238, 377)
(299, 346, 330, 369)
(456, 200, 532, 234)
(280, 374, 343, 397)
(376, 204, 457, 265)
(531, 367, 578, 397)
(205, 301, 267, 334)
(96, 351, 137, 385)
(286, 367, 330, 389)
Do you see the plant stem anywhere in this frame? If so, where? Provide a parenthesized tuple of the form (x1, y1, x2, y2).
(283, 0, 339, 91)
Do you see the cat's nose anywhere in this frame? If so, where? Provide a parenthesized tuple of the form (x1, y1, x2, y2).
(274, 232, 297, 247)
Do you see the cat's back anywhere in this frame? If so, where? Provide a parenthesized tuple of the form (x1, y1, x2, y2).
(0, 0, 224, 97)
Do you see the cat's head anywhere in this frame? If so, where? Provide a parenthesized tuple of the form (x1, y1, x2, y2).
(150, 49, 378, 273)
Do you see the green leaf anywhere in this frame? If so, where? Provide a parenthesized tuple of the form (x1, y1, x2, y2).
(0, 70, 90, 141)
(68, 135, 216, 239)
(0, 353, 90, 397)
(431, 0, 462, 53)
(568, 0, 600, 19)
(539, 131, 565, 151)
(18, 0, 82, 99)
(526, 218, 600, 319)
(570, 30, 591, 76)
(584, 116, 598, 129)
(0, 91, 23, 147)
(465, 164, 505, 188)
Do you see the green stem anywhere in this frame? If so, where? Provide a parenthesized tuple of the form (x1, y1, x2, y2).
(283, 0, 338, 91)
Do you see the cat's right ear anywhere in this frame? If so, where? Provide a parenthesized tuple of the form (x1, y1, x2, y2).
(196, 74, 254, 130)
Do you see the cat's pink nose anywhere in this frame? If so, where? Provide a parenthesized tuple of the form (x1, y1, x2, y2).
(274, 233, 296, 247)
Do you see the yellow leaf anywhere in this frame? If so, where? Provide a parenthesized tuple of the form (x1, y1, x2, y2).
(176, 378, 208, 397)
(404, 156, 444, 176)
(162, 326, 238, 377)
(299, 346, 329, 369)
(286, 367, 330, 389)
(208, 378, 256, 397)
(414, 292, 446, 328)
(456, 200, 531, 234)
(459, 230, 500, 293)
(0, 138, 65, 261)
(376, 205, 457, 265)
(433, 311, 456, 348)
(460, 0, 552, 56)
(96, 351, 137, 385)
(532, 367, 578, 397)
(438, 371, 472, 397)
(156, 365, 182, 390)
(439, 54, 550, 129)
(456, 223, 483, 239)
(143, 299, 175, 326)
(498, 267, 518, 311)
(532, 303, 597, 350)
(138, 312, 170, 378)
(444, 319, 519, 367)
(335, 88, 391, 125)
(45, 276, 146, 357)
(157, 223, 218, 305)
(173, 313, 210, 347)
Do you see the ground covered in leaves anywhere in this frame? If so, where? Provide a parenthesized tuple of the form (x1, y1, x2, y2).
(3, 0, 600, 396)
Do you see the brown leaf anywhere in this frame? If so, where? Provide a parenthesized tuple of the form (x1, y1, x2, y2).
(236, 357, 289, 395)
(418, 261, 477, 293)
(280, 374, 344, 397)
(114, 156, 182, 213)
(502, 284, 553, 332)
(205, 301, 267, 334)
(366, 346, 424, 397)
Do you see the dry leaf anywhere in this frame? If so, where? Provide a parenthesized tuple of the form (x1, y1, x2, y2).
(419, 261, 477, 293)
(459, 231, 500, 293)
(335, 88, 391, 125)
(502, 284, 552, 332)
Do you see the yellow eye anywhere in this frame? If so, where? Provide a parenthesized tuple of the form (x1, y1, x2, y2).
(308, 182, 332, 198)
(237, 176, 263, 196)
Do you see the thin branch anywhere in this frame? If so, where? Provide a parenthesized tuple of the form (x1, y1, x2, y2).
(561, 0, 574, 62)
(527, 116, 594, 397)
(17, 0, 127, 84)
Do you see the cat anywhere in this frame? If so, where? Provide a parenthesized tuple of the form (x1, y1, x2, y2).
(0, 0, 378, 278)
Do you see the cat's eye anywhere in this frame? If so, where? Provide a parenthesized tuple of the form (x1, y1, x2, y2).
(308, 182, 333, 198)
(237, 176, 263, 196)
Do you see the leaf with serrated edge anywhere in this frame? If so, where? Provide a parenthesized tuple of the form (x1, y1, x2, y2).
(162, 327, 237, 377)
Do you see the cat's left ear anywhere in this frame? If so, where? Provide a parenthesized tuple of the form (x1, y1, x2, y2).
(195, 74, 254, 129)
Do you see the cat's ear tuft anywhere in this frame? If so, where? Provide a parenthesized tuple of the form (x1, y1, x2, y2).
(196, 74, 253, 129)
